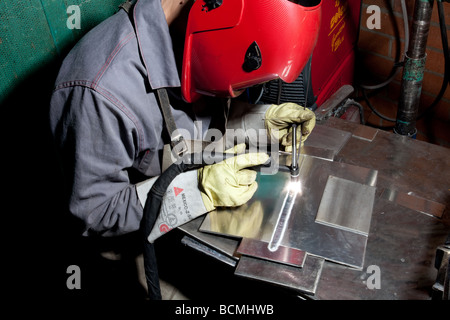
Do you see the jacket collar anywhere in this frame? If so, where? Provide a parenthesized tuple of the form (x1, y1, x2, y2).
(133, 0, 181, 89)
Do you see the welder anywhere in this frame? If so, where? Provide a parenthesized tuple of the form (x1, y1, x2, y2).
(49, 0, 320, 298)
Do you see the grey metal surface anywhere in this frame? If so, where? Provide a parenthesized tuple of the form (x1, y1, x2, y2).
(178, 216, 239, 260)
(325, 117, 450, 209)
(200, 155, 378, 269)
(236, 238, 306, 268)
(314, 118, 450, 299)
(315, 175, 376, 236)
(352, 125, 378, 142)
(267, 180, 299, 252)
(181, 236, 237, 267)
(380, 188, 446, 218)
(179, 117, 450, 299)
(298, 146, 336, 161)
(316, 197, 450, 300)
(303, 122, 352, 159)
(235, 254, 324, 295)
(315, 84, 354, 122)
(277, 123, 352, 162)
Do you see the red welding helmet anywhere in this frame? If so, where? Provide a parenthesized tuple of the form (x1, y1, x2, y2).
(181, 0, 322, 103)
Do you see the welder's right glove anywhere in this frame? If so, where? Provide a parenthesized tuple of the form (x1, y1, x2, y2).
(264, 102, 316, 152)
(198, 144, 269, 212)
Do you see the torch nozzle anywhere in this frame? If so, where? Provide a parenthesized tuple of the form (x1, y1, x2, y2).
(291, 123, 301, 178)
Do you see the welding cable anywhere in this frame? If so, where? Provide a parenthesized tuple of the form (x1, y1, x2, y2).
(439, 0, 450, 83)
(343, 98, 366, 125)
(248, 85, 265, 104)
(362, 88, 397, 123)
(417, 0, 449, 119)
(356, 0, 408, 124)
(359, 0, 409, 90)
(141, 153, 210, 299)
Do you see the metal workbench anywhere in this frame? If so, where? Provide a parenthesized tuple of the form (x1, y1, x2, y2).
(178, 117, 450, 300)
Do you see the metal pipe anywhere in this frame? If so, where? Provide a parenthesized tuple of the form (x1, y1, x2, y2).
(395, 0, 434, 137)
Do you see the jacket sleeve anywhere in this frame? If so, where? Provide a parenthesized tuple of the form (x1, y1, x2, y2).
(225, 100, 271, 149)
(50, 86, 146, 236)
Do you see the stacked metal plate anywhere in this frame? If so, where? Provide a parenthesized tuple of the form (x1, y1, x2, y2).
(198, 155, 378, 295)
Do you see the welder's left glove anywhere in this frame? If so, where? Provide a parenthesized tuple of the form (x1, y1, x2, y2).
(264, 103, 316, 152)
(138, 144, 269, 243)
(198, 145, 269, 211)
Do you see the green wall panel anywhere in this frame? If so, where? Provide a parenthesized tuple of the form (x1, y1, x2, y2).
(0, 0, 57, 103)
(0, 0, 124, 104)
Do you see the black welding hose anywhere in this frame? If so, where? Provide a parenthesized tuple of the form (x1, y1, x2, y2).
(360, 0, 409, 91)
(141, 152, 209, 300)
(362, 88, 397, 123)
(438, 0, 450, 83)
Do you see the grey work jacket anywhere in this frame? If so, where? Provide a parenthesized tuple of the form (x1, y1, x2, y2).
(49, 0, 205, 236)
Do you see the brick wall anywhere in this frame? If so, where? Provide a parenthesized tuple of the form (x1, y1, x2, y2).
(355, 0, 449, 147)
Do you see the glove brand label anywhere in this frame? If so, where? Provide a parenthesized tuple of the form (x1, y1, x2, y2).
(159, 224, 171, 233)
(174, 187, 184, 196)
(181, 193, 193, 220)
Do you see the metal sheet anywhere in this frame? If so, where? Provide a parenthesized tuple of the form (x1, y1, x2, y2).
(179, 118, 450, 299)
(301, 146, 336, 161)
(178, 216, 240, 260)
(267, 180, 299, 252)
(380, 188, 446, 218)
(276, 123, 353, 163)
(200, 155, 378, 269)
(181, 236, 237, 267)
(352, 125, 378, 142)
(304, 124, 352, 159)
(280, 147, 335, 164)
(236, 238, 306, 267)
(315, 84, 354, 122)
(326, 117, 450, 210)
(315, 175, 376, 236)
(317, 198, 450, 300)
(310, 118, 450, 300)
(235, 254, 324, 295)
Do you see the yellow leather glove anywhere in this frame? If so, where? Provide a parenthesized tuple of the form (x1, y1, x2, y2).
(198, 144, 269, 211)
(264, 103, 316, 152)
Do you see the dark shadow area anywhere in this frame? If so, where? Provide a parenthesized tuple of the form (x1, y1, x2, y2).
(2, 56, 144, 303)
(2, 56, 86, 301)
(2, 3, 130, 302)
(154, 229, 308, 302)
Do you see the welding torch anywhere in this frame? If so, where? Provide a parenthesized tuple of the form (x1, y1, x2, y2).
(290, 123, 301, 180)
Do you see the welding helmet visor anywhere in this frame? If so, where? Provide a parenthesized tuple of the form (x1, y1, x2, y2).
(181, 0, 322, 103)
